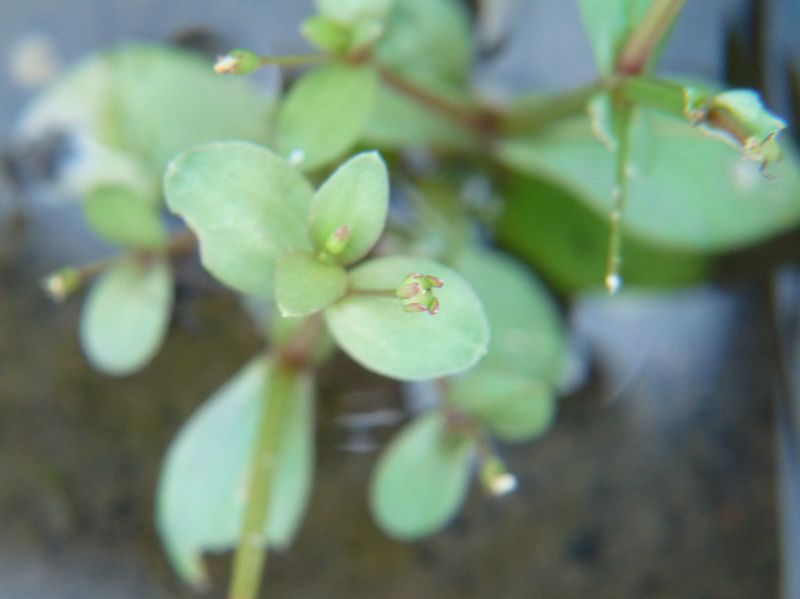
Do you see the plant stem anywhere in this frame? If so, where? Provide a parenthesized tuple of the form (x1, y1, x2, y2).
(616, 0, 687, 75)
(259, 54, 328, 67)
(605, 100, 633, 295)
(500, 81, 604, 135)
(228, 360, 296, 599)
(375, 64, 496, 135)
(347, 287, 397, 299)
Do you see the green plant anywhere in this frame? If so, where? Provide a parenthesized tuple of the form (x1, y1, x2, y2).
(27, 1, 797, 597)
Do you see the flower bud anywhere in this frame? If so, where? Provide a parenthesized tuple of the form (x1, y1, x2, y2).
(396, 272, 444, 316)
(41, 267, 81, 302)
(214, 49, 261, 75)
(324, 225, 350, 256)
(480, 454, 518, 497)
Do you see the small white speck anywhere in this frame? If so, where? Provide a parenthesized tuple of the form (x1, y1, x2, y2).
(288, 149, 305, 166)
(605, 273, 622, 295)
(489, 473, 518, 496)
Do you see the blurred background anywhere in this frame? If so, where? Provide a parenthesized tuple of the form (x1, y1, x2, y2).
(1, 0, 799, 597)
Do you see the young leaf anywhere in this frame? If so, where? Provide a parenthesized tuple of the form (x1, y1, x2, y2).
(79, 257, 173, 376)
(456, 249, 565, 386)
(157, 359, 314, 589)
(324, 256, 489, 380)
(83, 184, 166, 249)
(275, 252, 347, 317)
(164, 142, 314, 297)
(309, 151, 389, 265)
(496, 112, 800, 250)
(314, 0, 396, 24)
(449, 369, 555, 443)
(275, 65, 379, 172)
(370, 412, 476, 539)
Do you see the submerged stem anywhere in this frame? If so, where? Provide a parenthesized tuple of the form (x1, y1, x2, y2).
(228, 361, 296, 599)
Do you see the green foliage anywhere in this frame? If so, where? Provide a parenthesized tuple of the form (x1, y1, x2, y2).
(370, 411, 476, 539)
(157, 358, 314, 588)
(309, 151, 389, 264)
(577, 0, 655, 74)
(83, 185, 166, 249)
(275, 65, 379, 171)
(497, 112, 800, 250)
(325, 256, 489, 380)
(164, 142, 314, 297)
(79, 258, 173, 375)
(275, 252, 347, 317)
(496, 173, 711, 292)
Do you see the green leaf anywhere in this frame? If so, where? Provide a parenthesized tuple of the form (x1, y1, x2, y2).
(83, 184, 166, 249)
(449, 369, 555, 443)
(19, 44, 271, 198)
(496, 113, 800, 251)
(324, 256, 489, 380)
(164, 142, 314, 297)
(275, 252, 348, 317)
(456, 249, 565, 385)
(496, 173, 711, 292)
(275, 65, 379, 172)
(370, 412, 476, 539)
(157, 359, 314, 588)
(376, 0, 471, 85)
(314, 0, 396, 24)
(309, 151, 389, 264)
(577, 0, 655, 74)
(79, 257, 173, 376)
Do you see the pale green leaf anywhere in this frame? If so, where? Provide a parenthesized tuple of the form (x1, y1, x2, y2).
(314, 0, 396, 24)
(324, 256, 489, 380)
(496, 113, 800, 250)
(275, 252, 348, 317)
(370, 412, 476, 539)
(577, 0, 655, 74)
(275, 65, 379, 172)
(79, 257, 173, 376)
(309, 151, 389, 264)
(83, 184, 166, 249)
(19, 44, 271, 198)
(456, 249, 565, 385)
(157, 359, 314, 588)
(449, 368, 555, 443)
(164, 142, 314, 297)
(376, 0, 471, 85)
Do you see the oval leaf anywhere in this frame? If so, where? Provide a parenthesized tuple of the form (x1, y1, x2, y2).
(497, 113, 800, 250)
(577, 0, 655, 74)
(324, 256, 489, 380)
(83, 184, 167, 249)
(314, 0, 395, 24)
(449, 368, 556, 443)
(164, 142, 314, 297)
(309, 151, 389, 264)
(275, 65, 379, 172)
(370, 412, 476, 539)
(157, 359, 314, 588)
(275, 251, 347, 317)
(79, 257, 173, 376)
(457, 248, 565, 385)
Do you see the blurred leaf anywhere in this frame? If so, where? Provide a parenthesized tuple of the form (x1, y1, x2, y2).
(79, 257, 173, 376)
(157, 358, 314, 588)
(164, 142, 313, 297)
(314, 0, 396, 24)
(376, 0, 471, 85)
(576, 0, 655, 74)
(363, 84, 476, 150)
(325, 256, 488, 380)
(19, 44, 271, 197)
(275, 65, 379, 171)
(496, 113, 800, 251)
(456, 248, 565, 385)
(370, 412, 476, 539)
(496, 173, 711, 292)
(449, 369, 555, 443)
(83, 184, 166, 249)
(275, 252, 347, 317)
(309, 151, 389, 264)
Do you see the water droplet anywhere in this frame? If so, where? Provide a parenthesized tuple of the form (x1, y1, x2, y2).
(288, 149, 305, 166)
(605, 273, 622, 295)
